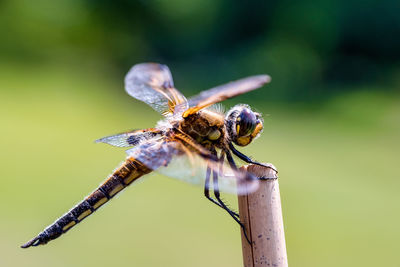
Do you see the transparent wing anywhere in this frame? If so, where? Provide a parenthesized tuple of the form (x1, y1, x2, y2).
(126, 140, 259, 195)
(183, 75, 270, 117)
(95, 128, 162, 147)
(125, 63, 189, 116)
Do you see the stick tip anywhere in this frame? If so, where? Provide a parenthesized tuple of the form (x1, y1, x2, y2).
(241, 163, 278, 180)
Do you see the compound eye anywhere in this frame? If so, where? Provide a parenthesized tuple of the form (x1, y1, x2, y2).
(236, 108, 257, 137)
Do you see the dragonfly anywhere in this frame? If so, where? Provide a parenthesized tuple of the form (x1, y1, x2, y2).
(21, 63, 273, 248)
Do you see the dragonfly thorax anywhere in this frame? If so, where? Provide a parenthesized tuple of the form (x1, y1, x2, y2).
(179, 110, 226, 145)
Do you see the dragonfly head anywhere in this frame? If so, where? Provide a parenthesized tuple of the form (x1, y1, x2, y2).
(225, 104, 263, 146)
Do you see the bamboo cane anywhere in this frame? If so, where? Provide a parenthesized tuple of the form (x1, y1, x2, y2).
(238, 164, 288, 267)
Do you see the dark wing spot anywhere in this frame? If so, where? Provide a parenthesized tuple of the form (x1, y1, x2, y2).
(127, 135, 141, 146)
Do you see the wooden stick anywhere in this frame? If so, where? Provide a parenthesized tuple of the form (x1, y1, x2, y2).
(238, 164, 288, 267)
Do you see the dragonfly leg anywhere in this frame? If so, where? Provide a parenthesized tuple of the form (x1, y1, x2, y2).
(229, 143, 277, 173)
(224, 149, 255, 244)
(212, 167, 251, 244)
(204, 166, 239, 218)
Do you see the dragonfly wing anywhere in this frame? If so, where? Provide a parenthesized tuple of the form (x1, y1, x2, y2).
(126, 139, 178, 171)
(95, 128, 162, 147)
(125, 63, 189, 116)
(183, 75, 270, 117)
(126, 140, 259, 195)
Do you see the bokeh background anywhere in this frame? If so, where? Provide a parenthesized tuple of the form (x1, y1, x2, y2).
(1, 1, 399, 266)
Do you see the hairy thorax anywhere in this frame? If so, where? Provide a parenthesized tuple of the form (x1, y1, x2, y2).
(178, 109, 226, 147)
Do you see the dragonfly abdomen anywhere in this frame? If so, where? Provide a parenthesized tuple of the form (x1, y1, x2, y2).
(21, 158, 151, 248)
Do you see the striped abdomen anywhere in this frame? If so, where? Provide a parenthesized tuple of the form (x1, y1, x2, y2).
(21, 157, 151, 248)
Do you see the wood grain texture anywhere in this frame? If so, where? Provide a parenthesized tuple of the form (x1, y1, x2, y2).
(238, 164, 288, 267)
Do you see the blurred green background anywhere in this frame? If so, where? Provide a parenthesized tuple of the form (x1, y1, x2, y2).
(1, 0, 399, 266)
